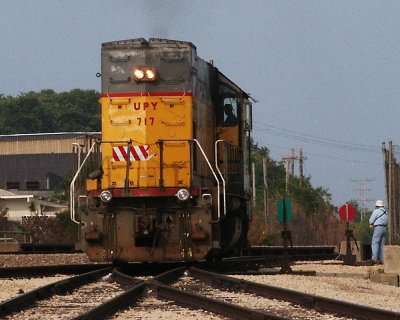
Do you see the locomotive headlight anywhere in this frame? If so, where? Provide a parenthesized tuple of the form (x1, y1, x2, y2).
(133, 68, 145, 80)
(145, 69, 156, 80)
(132, 66, 157, 82)
(100, 190, 112, 203)
(176, 189, 190, 201)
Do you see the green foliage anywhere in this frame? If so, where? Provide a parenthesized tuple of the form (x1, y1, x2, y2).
(250, 139, 286, 201)
(0, 204, 9, 217)
(52, 174, 73, 201)
(55, 211, 79, 238)
(28, 201, 36, 213)
(353, 211, 373, 244)
(248, 139, 345, 246)
(250, 138, 331, 214)
(249, 139, 374, 247)
(288, 176, 332, 215)
(260, 232, 281, 245)
(22, 213, 78, 244)
(0, 89, 101, 134)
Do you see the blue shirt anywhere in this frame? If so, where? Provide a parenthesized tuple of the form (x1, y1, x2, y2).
(369, 207, 388, 226)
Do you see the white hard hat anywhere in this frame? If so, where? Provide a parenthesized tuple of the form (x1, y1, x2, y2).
(375, 200, 384, 207)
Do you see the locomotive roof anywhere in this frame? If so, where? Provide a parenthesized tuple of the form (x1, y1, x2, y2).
(102, 38, 197, 50)
(101, 38, 254, 101)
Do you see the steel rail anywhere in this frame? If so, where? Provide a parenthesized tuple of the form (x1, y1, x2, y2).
(72, 282, 146, 320)
(112, 266, 144, 286)
(71, 267, 186, 320)
(244, 245, 337, 258)
(74, 266, 289, 320)
(0, 267, 112, 317)
(190, 267, 400, 320)
(0, 263, 112, 278)
(152, 265, 187, 284)
(147, 266, 290, 319)
(151, 280, 289, 320)
(199, 256, 285, 274)
(0, 249, 82, 255)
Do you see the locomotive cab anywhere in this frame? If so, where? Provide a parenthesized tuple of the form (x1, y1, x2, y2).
(70, 38, 253, 262)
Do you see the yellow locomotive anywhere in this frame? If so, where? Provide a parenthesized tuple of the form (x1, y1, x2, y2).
(71, 38, 253, 262)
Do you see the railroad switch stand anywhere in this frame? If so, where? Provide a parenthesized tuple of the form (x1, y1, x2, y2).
(343, 221, 359, 265)
(277, 197, 293, 274)
(280, 230, 293, 274)
(276, 197, 315, 276)
(337, 204, 358, 265)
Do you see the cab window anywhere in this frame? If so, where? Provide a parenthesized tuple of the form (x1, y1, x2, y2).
(221, 96, 238, 127)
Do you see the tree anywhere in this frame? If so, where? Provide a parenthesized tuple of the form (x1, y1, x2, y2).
(249, 139, 341, 246)
(28, 201, 37, 216)
(289, 175, 331, 214)
(0, 89, 101, 134)
(0, 204, 9, 217)
(353, 210, 373, 244)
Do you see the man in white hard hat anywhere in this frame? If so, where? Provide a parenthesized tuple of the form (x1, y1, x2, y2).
(368, 200, 388, 264)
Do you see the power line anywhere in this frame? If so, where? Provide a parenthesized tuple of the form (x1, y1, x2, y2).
(261, 140, 381, 167)
(255, 122, 377, 149)
(254, 121, 380, 153)
(255, 124, 379, 152)
(304, 151, 381, 166)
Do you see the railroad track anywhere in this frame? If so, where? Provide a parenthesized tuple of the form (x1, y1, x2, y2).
(0, 245, 337, 258)
(0, 263, 112, 278)
(0, 267, 115, 319)
(0, 261, 399, 320)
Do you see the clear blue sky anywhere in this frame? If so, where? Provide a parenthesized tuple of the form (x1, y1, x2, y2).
(2, 0, 399, 207)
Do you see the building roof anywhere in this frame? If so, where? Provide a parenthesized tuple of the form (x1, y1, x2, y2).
(0, 132, 100, 142)
(0, 190, 67, 210)
(0, 189, 19, 197)
(0, 189, 33, 199)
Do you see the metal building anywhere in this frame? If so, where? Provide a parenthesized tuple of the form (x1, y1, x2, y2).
(0, 132, 100, 191)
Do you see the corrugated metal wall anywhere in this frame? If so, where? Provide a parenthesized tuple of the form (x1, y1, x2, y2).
(0, 133, 100, 190)
(0, 133, 99, 155)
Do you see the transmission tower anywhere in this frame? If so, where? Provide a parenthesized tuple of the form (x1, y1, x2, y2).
(350, 178, 374, 219)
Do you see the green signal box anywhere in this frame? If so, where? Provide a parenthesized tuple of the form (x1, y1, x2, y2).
(277, 198, 293, 222)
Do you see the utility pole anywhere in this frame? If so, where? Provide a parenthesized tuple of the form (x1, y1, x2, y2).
(299, 148, 306, 186)
(282, 148, 305, 190)
(350, 178, 374, 220)
(252, 163, 256, 207)
(263, 158, 268, 228)
(282, 153, 293, 191)
(382, 140, 400, 245)
(282, 156, 290, 192)
(290, 148, 295, 175)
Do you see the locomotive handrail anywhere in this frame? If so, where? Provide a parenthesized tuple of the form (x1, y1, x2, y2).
(215, 140, 227, 217)
(125, 140, 132, 189)
(158, 138, 222, 222)
(70, 141, 99, 224)
(192, 139, 222, 223)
